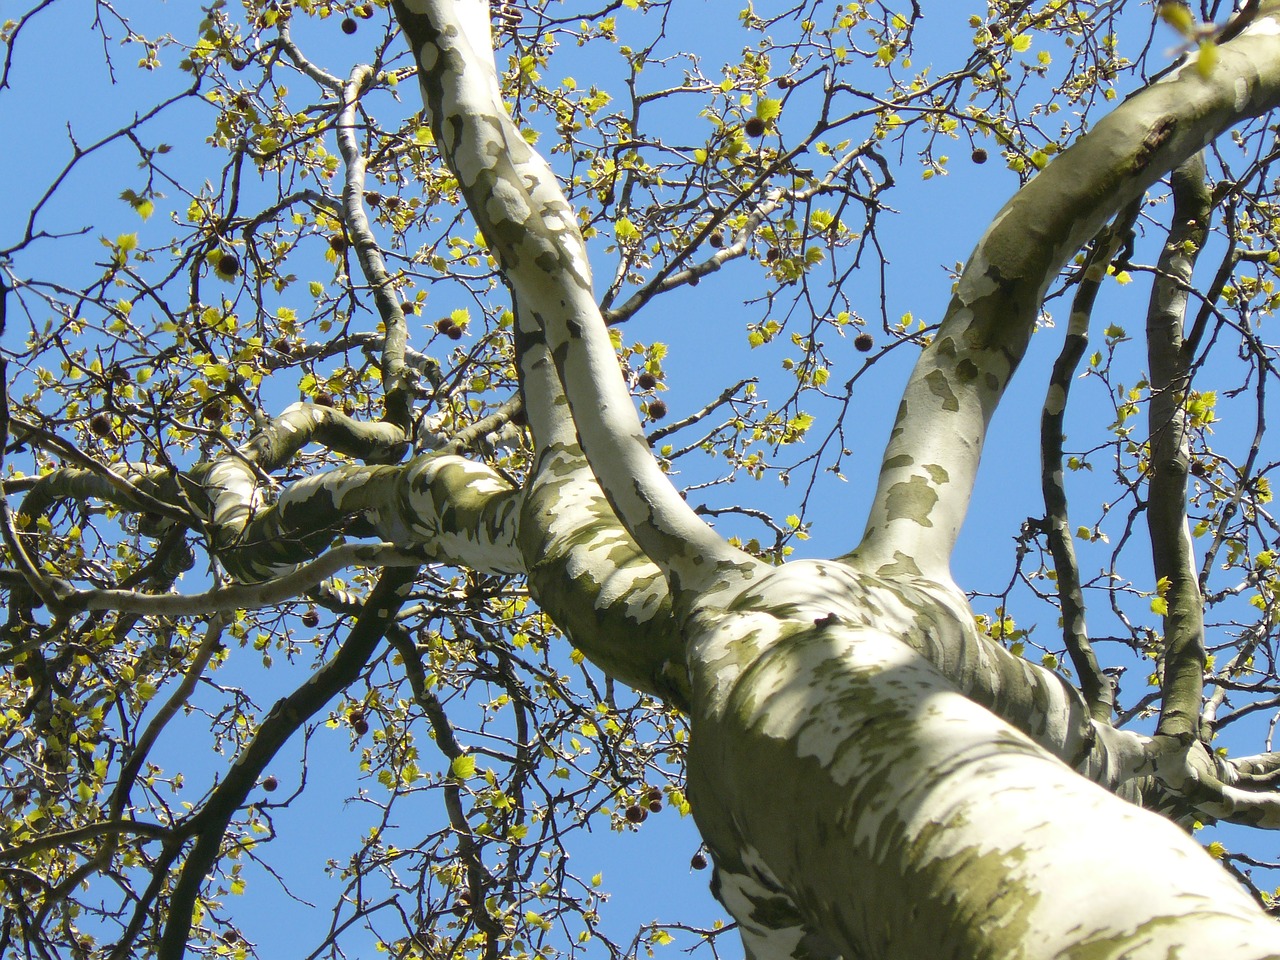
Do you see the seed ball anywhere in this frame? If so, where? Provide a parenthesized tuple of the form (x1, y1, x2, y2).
(355, 3, 374, 18)
(1190, 460, 1207, 477)
(341, 17, 357, 34)
(744, 116, 766, 138)
(202, 400, 228, 423)
(301, 609, 320, 628)
(215, 253, 240, 278)
(436, 317, 456, 334)
(262, 776, 279, 792)
(352, 717, 370, 736)
(647, 399, 668, 420)
(637, 372, 658, 390)
(233, 92, 253, 110)
(329, 234, 349, 253)
(314, 391, 334, 407)
(366, 191, 383, 207)
(777, 75, 794, 89)
(709, 231, 725, 248)
(168, 644, 186, 661)
(624, 804, 648, 824)
(648, 799, 663, 813)
(690, 852, 708, 870)
(446, 326, 464, 340)
(273, 337, 292, 355)
(342, 399, 355, 415)
(765, 247, 780, 263)
(854, 332, 874, 352)
(971, 147, 989, 164)
(12, 663, 29, 681)
(90, 412, 113, 437)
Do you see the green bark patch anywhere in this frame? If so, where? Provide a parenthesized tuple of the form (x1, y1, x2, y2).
(924, 368, 960, 412)
(885, 476, 938, 527)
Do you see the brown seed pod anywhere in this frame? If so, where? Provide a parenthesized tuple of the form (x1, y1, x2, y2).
(744, 116, 766, 138)
(647, 399, 668, 420)
(690, 852, 708, 870)
(352, 717, 370, 736)
(301, 609, 320, 628)
(314, 392, 334, 408)
(777, 75, 794, 89)
(215, 253, 241, 278)
(971, 147, 989, 164)
(709, 231, 725, 248)
(329, 234, 349, 253)
(341, 17, 357, 34)
(273, 337, 292, 355)
(355, 4, 374, 18)
(624, 804, 648, 824)
(446, 326, 464, 340)
(854, 332, 874, 352)
(262, 776, 279, 792)
(90, 412, 113, 437)
(765, 247, 780, 263)
(637, 372, 658, 390)
(436, 317, 456, 334)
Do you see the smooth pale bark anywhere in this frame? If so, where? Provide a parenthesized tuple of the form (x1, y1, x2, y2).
(391, 2, 1280, 957)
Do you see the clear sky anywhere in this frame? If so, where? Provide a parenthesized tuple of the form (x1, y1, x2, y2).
(3, 1, 1277, 956)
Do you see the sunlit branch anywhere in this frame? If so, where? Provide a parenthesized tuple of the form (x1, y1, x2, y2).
(338, 64, 415, 433)
(1147, 154, 1211, 742)
(1041, 214, 1134, 723)
(394, 0, 754, 601)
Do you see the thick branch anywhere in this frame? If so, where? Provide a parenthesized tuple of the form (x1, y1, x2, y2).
(393, 0, 756, 602)
(855, 12, 1280, 579)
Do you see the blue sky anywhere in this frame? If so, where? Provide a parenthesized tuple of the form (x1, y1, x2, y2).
(3, 0, 1279, 955)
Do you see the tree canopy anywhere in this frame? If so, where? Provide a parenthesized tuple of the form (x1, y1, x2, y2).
(5, 1, 1280, 958)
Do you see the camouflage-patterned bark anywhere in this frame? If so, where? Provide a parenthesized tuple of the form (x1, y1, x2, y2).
(387, 1, 1280, 957)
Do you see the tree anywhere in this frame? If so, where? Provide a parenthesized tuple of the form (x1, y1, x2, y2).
(4, 0, 1280, 956)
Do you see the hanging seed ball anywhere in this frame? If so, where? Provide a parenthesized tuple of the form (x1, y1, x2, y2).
(12, 663, 29, 681)
(624, 804, 648, 824)
(648, 798, 663, 813)
(436, 317, 456, 334)
(690, 852, 709, 870)
(777, 75, 794, 89)
(329, 234, 349, 253)
(854, 332, 874, 352)
(765, 247, 780, 263)
(352, 716, 370, 736)
(341, 17, 357, 34)
(262, 776, 279, 792)
(273, 337, 292, 355)
(709, 231, 725, 248)
(355, 3, 374, 18)
(90, 412, 113, 437)
(637, 372, 658, 390)
(314, 391, 334, 407)
(744, 116, 766, 138)
(365, 191, 382, 207)
(301, 609, 320, 628)
(1190, 460, 1207, 477)
(446, 326, 464, 341)
(215, 253, 240, 278)
(971, 147, 989, 164)
(342, 399, 355, 416)
(647, 399, 668, 420)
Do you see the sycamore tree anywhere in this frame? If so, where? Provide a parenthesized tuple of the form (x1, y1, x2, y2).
(7, 0, 1280, 957)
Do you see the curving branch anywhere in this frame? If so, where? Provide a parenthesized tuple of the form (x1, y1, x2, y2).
(336, 64, 416, 433)
(1146, 154, 1212, 742)
(854, 18, 1280, 582)
(1040, 213, 1136, 723)
(393, 0, 756, 602)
